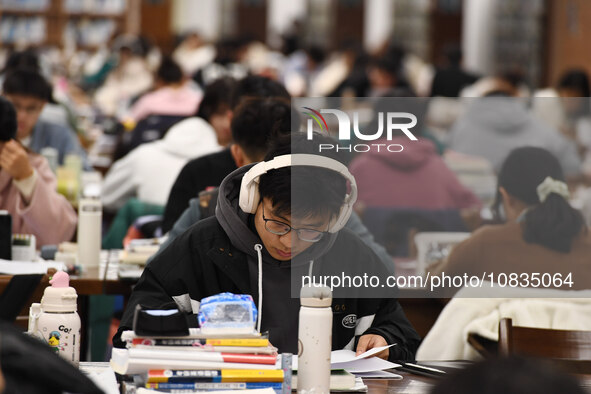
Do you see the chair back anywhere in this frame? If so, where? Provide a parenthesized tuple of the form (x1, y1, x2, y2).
(114, 114, 188, 160)
(499, 317, 591, 361)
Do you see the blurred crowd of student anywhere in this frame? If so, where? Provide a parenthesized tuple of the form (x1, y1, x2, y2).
(0, 29, 591, 367)
(0, 30, 590, 252)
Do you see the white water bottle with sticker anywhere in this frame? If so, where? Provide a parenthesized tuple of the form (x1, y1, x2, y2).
(298, 286, 332, 393)
(28, 271, 81, 365)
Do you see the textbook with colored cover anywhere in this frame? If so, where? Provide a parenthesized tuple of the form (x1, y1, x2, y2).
(110, 348, 281, 375)
(146, 369, 284, 383)
(120, 329, 267, 342)
(128, 347, 277, 365)
(130, 343, 277, 355)
(131, 337, 270, 347)
(145, 382, 283, 390)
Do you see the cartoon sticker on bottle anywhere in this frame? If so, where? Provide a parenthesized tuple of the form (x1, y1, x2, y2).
(48, 331, 62, 353)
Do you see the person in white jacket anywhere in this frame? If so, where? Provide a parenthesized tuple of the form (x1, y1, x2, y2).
(101, 116, 221, 211)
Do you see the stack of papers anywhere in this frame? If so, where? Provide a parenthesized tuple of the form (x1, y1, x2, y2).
(0, 259, 66, 275)
(292, 345, 401, 375)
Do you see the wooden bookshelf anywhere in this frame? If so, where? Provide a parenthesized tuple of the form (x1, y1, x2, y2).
(391, 0, 462, 64)
(0, 0, 128, 49)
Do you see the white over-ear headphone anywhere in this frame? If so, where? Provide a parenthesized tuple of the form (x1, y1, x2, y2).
(239, 154, 357, 233)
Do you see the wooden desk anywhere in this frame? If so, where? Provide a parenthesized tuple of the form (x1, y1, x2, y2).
(0, 267, 134, 298)
(364, 373, 437, 394)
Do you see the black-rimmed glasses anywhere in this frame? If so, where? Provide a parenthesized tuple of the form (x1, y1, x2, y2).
(262, 205, 327, 243)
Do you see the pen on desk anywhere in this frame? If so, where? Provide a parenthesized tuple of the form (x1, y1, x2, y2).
(397, 362, 447, 378)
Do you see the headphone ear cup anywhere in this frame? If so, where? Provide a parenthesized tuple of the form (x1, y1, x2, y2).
(247, 182, 261, 214)
(328, 198, 352, 233)
(239, 176, 261, 214)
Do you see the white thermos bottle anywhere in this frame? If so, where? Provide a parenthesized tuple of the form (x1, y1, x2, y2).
(77, 196, 102, 268)
(297, 286, 332, 393)
(28, 271, 81, 365)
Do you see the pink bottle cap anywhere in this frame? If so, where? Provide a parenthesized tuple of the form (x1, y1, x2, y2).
(49, 271, 70, 288)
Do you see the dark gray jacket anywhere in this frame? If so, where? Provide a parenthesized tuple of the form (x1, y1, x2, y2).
(115, 166, 420, 361)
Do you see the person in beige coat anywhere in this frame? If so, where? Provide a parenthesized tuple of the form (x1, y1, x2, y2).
(0, 97, 76, 247)
(431, 146, 591, 291)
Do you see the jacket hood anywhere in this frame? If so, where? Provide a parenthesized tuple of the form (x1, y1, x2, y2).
(157, 117, 221, 159)
(364, 137, 436, 171)
(463, 97, 529, 134)
(215, 164, 338, 267)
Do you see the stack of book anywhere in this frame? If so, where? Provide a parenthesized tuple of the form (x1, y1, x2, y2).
(143, 368, 284, 392)
(111, 329, 286, 393)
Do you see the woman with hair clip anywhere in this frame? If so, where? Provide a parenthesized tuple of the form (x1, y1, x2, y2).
(430, 146, 591, 290)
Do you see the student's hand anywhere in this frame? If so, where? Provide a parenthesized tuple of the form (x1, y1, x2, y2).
(0, 140, 34, 180)
(356, 334, 389, 360)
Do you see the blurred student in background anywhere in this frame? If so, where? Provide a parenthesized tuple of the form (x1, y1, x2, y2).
(162, 75, 290, 232)
(0, 97, 76, 246)
(430, 44, 479, 98)
(449, 77, 582, 177)
(2, 69, 90, 170)
(349, 99, 480, 211)
(94, 40, 153, 118)
(125, 56, 202, 123)
(101, 77, 237, 212)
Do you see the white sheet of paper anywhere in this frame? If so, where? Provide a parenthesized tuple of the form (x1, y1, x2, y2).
(292, 346, 400, 372)
(330, 345, 394, 363)
(354, 344, 395, 360)
(354, 370, 403, 379)
(332, 357, 400, 373)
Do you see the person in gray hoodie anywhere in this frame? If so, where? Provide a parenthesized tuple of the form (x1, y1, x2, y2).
(113, 132, 421, 361)
(449, 82, 582, 177)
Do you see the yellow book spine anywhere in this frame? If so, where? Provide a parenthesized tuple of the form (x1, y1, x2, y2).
(205, 338, 269, 347)
(221, 369, 284, 382)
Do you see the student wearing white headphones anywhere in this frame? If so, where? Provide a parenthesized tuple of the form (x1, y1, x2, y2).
(114, 133, 420, 361)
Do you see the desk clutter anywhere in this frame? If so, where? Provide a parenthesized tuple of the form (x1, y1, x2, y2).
(110, 292, 407, 393)
(113, 330, 285, 392)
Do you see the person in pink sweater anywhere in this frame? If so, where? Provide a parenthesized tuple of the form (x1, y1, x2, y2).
(0, 97, 76, 247)
(350, 136, 481, 210)
(125, 56, 202, 123)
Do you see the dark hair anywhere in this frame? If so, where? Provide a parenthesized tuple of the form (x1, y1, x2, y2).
(557, 69, 591, 116)
(0, 97, 17, 141)
(2, 69, 52, 102)
(214, 37, 247, 65)
(258, 132, 347, 222)
(2, 49, 41, 74)
(492, 147, 586, 253)
(231, 97, 298, 161)
(431, 356, 586, 394)
(558, 69, 590, 97)
(371, 55, 401, 80)
(231, 75, 290, 110)
(156, 56, 183, 84)
(443, 43, 462, 67)
(196, 77, 238, 121)
(305, 45, 326, 65)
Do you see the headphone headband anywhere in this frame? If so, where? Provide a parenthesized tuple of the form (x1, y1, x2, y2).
(239, 154, 357, 233)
